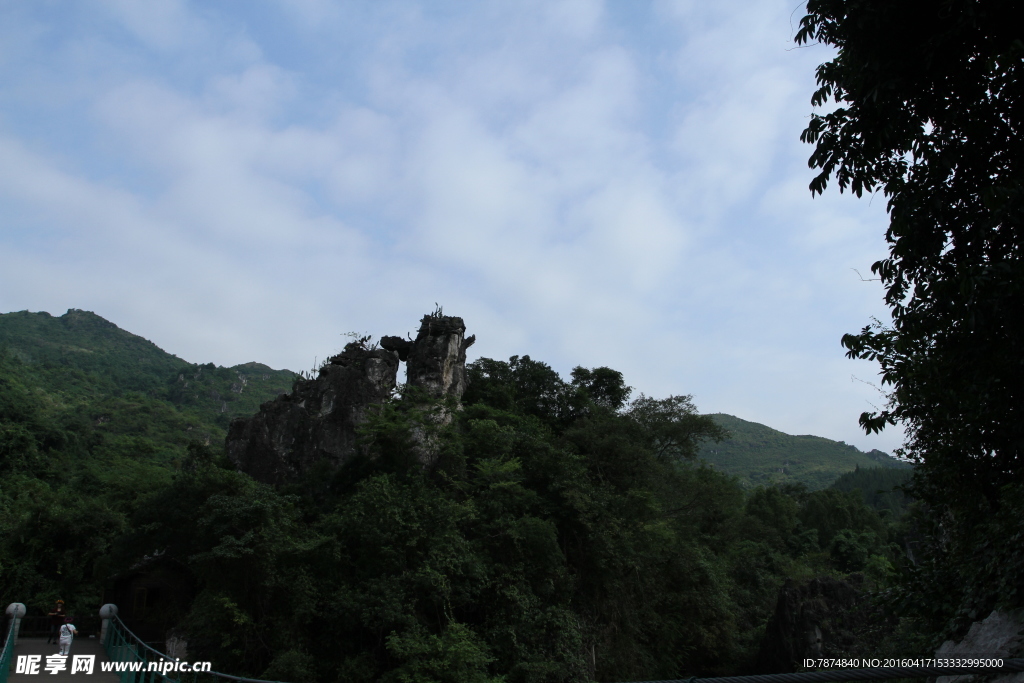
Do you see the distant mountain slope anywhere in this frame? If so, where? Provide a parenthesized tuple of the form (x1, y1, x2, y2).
(0, 309, 294, 459)
(698, 413, 910, 490)
(0, 308, 187, 397)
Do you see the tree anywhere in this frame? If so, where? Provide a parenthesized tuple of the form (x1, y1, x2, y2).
(463, 357, 636, 428)
(796, 0, 1024, 633)
(796, 0, 1024, 510)
(569, 367, 632, 412)
(624, 395, 727, 462)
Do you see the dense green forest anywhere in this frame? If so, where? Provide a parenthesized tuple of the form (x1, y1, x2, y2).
(1, 310, 919, 682)
(831, 467, 912, 519)
(0, 308, 294, 437)
(0, 309, 293, 614)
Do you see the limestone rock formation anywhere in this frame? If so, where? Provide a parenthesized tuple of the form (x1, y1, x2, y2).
(405, 314, 475, 400)
(380, 335, 413, 362)
(226, 313, 473, 485)
(756, 576, 869, 672)
(936, 611, 1024, 683)
(226, 344, 399, 485)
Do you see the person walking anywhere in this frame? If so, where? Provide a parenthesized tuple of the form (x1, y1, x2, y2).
(46, 600, 66, 644)
(58, 616, 78, 656)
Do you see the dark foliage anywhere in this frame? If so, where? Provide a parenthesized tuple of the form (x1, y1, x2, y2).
(797, 0, 1024, 642)
(831, 466, 912, 518)
(1, 311, 912, 681)
(0, 310, 292, 618)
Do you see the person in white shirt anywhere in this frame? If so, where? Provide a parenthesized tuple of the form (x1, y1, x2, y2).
(58, 617, 78, 656)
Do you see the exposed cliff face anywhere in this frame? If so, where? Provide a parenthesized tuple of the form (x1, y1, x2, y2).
(226, 345, 400, 485)
(936, 611, 1024, 683)
(227, 314, 473, 485)
(381, 315, 475, 399)
(757, 576, 869, 673)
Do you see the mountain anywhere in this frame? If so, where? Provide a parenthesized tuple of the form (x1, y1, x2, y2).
(0, 309, 294, 461)
(2, 309, 908, 490)
(698, 413, 911, 490)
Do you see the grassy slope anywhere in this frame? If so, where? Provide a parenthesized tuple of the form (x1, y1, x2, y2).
(698, 413, 911, 490)
(0, 309, 294, 462)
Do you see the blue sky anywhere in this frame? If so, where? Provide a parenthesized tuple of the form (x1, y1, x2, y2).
(0, 0, 903, 452)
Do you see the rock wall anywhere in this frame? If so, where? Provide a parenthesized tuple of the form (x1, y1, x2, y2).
(226, 345, 400, 485)
(936, 611, 1024, 683)
(756, 576, 868, 673)
(407, 314, 475, 399)
(227, 314, 473, 485)
(758, 583, 1024, 678)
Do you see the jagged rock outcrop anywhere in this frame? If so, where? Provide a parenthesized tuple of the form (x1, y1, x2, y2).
(402, 315, 475, 464)
(226, 344, 400, 485)
(380, 335, 413, 361)
(227, 313, 473, 485)
(757, 576, 870, 672)
(405, 315, 475, 400)
(936, 611, 1024, 683)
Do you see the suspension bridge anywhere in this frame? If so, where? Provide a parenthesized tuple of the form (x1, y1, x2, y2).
(4, 602, 1023, 683)
(2, 604, 278, 683)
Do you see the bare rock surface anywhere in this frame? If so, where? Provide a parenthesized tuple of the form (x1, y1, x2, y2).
(226, 345, 399, 485)
(936, 611, 1024, 683)
(757, 576, 869, 673)
(226, 313, 473, 485)
(405, 314, 475, 400)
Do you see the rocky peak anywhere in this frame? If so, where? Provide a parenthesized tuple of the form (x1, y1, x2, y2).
(405, 314, 475, 400)
(226, 313, 473, 485)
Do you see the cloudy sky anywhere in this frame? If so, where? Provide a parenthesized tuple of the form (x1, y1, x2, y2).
(0, 0, 903, 452)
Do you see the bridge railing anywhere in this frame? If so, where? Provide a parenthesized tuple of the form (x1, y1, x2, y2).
(2, 603, 29, 683)
(1, 617, 16, 683)
(103, 613, 288, 683)
(14, 614, 102, 638)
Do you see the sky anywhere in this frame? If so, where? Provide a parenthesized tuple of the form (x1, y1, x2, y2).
(0, 0, 905, 453)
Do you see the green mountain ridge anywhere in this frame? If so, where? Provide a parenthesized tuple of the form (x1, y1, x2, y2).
(2, 309, 910, 491)
(0, 309, 295, 462)
(699, 413, 911, 491)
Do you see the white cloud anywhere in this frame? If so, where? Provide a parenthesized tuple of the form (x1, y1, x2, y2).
(0, 1, 904, 453)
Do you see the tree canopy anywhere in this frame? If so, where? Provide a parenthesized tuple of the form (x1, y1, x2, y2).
(1, 322, 924, 679)
(797, 0, 1024, 637)
(798, 0, 1023, 508)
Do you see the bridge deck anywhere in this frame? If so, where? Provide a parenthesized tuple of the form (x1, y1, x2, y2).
(7, 637, 120, 683)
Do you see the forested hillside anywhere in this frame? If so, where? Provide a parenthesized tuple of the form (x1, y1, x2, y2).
(0, 310, 293, 618)
(699, 414, 910, 490)
(0, 309, 920, 683)
(0, 309, 294, 453)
